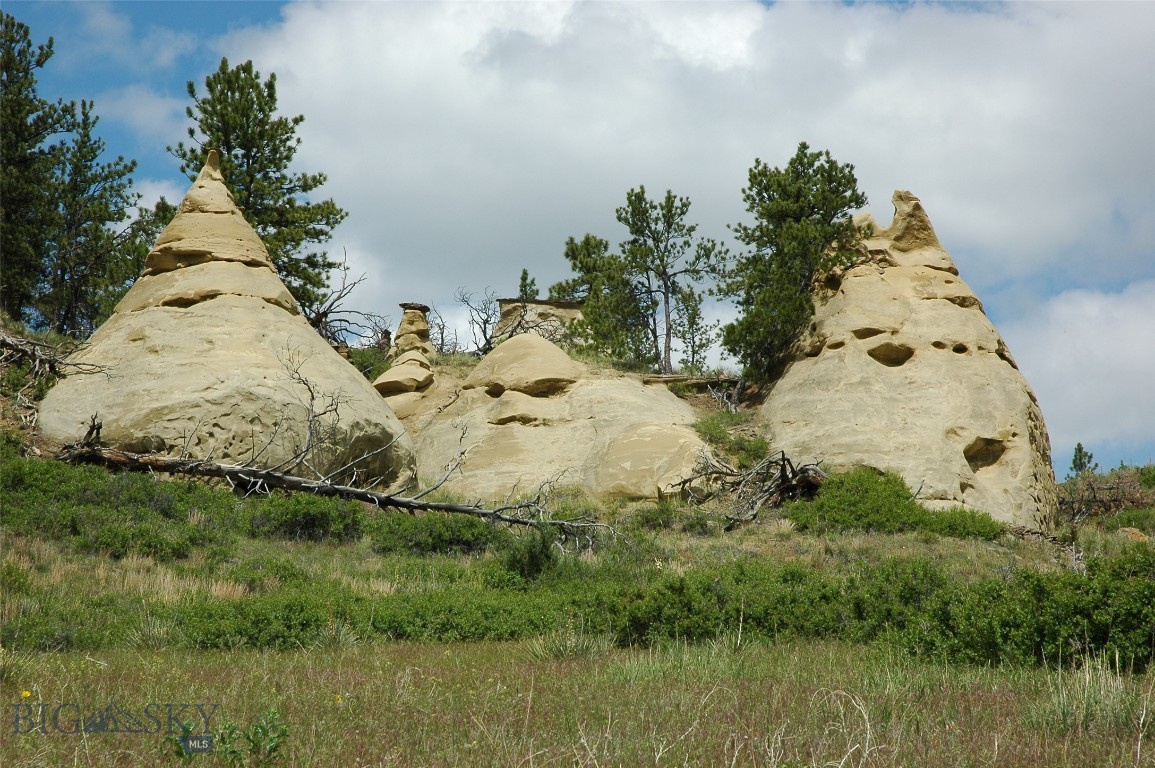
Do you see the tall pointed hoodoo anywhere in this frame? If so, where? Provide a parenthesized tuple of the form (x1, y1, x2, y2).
(39, 152, 416, 488)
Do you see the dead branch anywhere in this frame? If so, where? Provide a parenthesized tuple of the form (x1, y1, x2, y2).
(55, 443, 612, 538)
(679, 450, 826, 530)
(305, 252, 392, 348)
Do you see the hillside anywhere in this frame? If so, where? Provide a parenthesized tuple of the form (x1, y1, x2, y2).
(2, 330, 1154, 766)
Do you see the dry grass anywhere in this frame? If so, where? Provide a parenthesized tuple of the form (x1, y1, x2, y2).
(1, 640, 1150, 767)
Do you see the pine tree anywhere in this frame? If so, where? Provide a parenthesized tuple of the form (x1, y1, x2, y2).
(38, 100, 140, 336)
(169, 58, 347, 315)
(550, 234, 654, 367)
(517, 268, 538, 300)
(720, 142, 867, 382)
(0, 12, 75, 323)
(616, 186, 725, 373)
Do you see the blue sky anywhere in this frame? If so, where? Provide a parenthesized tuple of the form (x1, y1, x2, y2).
(7, 0, 1155, 473)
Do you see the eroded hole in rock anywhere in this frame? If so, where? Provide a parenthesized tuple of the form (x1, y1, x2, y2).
(852, 327, 886, 340)
(932, 341, 947, 349)
(827, 340, 845, 350)
(943, 295, 982, 310)
(952, 343, 968, 354)
(823, 274, 842, 292)
(160, 293, 223, 308)
(964, 437, 1006, 472)
(867, 342, 914, 367)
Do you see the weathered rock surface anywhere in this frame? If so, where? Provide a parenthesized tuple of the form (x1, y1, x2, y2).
(401, 334, 708, 500)
(391, 303, 435, 358)
(761, 191, 1057, 527)
(38, 152, 416, 489)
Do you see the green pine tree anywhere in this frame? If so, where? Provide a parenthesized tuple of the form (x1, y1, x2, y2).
(720, 142, 868, 382)
(169, 58, 347, 316)
(616, 186, 725, 374)
(38, 100, 141, 336)
(550, 234, 654, 368)
(0, 12, 76, 324)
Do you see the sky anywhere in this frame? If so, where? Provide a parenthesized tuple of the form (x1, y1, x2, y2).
(7, 0, 1154, 473)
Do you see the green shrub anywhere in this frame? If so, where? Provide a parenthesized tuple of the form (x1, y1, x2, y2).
(368, 512, 505, 555)
(1103, 506, 1155, 535)
(347, 346, 390, 382)
(497, 525, 558, 581)
(174, 586, 369, 650)
(223, 557, 310, 592)
(692, 411, 768, 469)
(904, 549, 1155, 670)
(249, 493, 365, 542)
(680, 508, 712, 535)
(369, 588, 560, 642)
(2, 592, 142, 651)
(634, 501, 678, 531)
(1, 451, 240, 560)
(784, 468, 1006, 540)
(1137, 465, 1155, 490)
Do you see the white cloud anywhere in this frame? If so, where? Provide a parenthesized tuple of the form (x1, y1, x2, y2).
(69, 1, 197, 75)
(81, 0, 1154, 466)
(1000, 281, 1155, 466)
(92, 85, 187, 152)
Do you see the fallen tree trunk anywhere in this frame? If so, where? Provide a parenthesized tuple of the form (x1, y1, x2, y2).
(56, 443, 608, 537)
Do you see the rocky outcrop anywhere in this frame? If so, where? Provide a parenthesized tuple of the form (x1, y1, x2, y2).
(402, 334, 708, 500)
(38, 151, 416, 489)
(761, 191, 1058, 528)
(492, 298, 583, 344)
(391, 303, 435, 358)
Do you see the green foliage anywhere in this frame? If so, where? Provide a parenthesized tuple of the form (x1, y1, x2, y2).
(1137, 465, 1155, 490)
(0, 12, 73, 323)
(671, 285, 719, 375)
(36, 99, 142, 336)
(720, 142, 868, 383)
(783, 468, 1007, 540)
(551, 233, 655, 368)
(905, 549, 1155, 670)
(369, 512, 505, 555)
(248, 493, 364, 542)
(1069, 442, 1099, 479)
(517, 268, 538, 300)
(551, 187, 725, 374)
(0, 361, 55, 400)
(216, 708, 289, 767)
(497, 525, 559, 581)
(346, 345, 390, 381)
(1, 14, 151, 334)
(615, 186, 726, 373)
(175, 586, 365, 650)
(0, 447, 238, 560)
(635, 501, 679, 531)
(169, 57, 347, 315)
(693, 411, 769, 469)
(1103, 507, 1155, 536)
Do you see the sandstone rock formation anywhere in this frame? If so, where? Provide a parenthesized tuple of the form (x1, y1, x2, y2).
(492, 298, 583, 344)
(761, 191, 1057, 527)
(38, 151, 416, 488)
(391, 303, 435, 358)
(400, 334, 708, 500)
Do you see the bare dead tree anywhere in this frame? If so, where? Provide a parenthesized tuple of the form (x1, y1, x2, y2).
(455, 286, 501, 355)
(677, 450, 826, 530)
(305, 253, 391, 348)
(427, 306, 461, 355)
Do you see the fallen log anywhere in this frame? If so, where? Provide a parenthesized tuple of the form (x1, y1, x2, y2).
(56, 443, 609, 538)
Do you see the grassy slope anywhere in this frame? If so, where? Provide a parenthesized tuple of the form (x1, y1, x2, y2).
(2, 349, 1154, 766)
